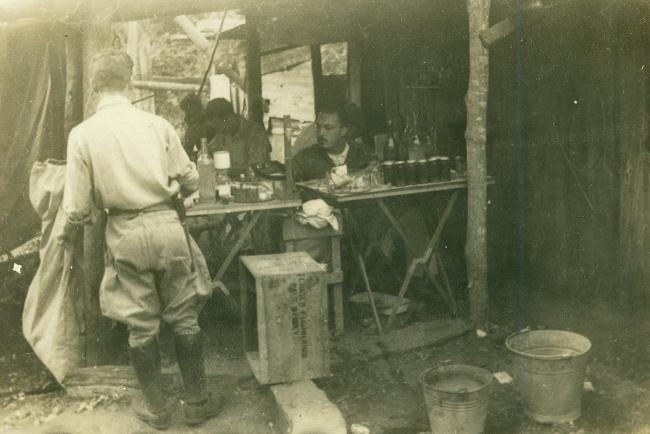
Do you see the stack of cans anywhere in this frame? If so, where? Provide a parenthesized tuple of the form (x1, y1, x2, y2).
(381, 156, 452, 186)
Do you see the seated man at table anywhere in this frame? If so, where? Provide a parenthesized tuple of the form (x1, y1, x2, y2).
(205, 98, 271, 175)
(293, 106, 432, 297)
(293, 102, 368, 156)
(292, 105, 370, 182)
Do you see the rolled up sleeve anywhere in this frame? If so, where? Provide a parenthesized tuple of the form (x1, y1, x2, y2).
(166, 122, 199, 195)
(63, 128, 93, 224)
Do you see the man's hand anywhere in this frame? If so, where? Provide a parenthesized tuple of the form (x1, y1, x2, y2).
(58, 220, 81, 246)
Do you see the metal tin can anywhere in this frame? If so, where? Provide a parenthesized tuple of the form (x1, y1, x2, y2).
(394, 161, 406, 186)
(405, 160, 417, 185)
(427, 157, 437, 182)
(417, 159, 428, 184)
(439, 156, 450, 181)
(382, 161, 395, 186)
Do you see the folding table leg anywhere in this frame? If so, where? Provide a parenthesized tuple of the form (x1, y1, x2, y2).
(436, 251, 458, 315)
(212, 211, 263, 292)
(379, 192, 460, 325)
(376, 200, 420, 256)
(239, 261, 250, 352)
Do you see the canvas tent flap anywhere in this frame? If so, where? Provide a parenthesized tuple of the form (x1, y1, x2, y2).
(0, 21, 66, 253)
(23, 160, 84, 384)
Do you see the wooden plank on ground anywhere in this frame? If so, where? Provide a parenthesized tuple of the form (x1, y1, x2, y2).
(64, 365, 138, 398)
(332, 319, 470, 363)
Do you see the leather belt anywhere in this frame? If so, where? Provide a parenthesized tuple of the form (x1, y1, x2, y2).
(107, 201, 173, 217)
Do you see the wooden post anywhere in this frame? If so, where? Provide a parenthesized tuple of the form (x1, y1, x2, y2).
(347, 37, 362, 105)
(126, 21, 155, 113)
(80, 1, 114, 366)
(310, 44, 322, 115)
(64, 28, 83, 142)
(245, 14, 263, 125)
(465, 0, 490, 325)
(283, 115, 295, 195)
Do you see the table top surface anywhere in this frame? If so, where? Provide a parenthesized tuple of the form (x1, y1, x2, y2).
(187, 197, 302, 217)
(297, 177, 494, 203)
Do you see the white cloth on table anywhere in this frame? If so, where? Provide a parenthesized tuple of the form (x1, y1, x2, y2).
(295, 199, 339, 230)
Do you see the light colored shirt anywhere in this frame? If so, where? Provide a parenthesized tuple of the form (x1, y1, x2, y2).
(327, 143, 349, 167)
(63, 95, 198, 223)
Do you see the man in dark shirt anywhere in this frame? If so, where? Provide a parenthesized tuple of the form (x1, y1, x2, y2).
(293, 106, 370, 182)
(204, 98, 271, 174)
(179, 92, 208, 161)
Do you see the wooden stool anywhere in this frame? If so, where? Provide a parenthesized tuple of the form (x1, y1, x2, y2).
(282, 214, 344, 336)
(239, 252, 330, 385)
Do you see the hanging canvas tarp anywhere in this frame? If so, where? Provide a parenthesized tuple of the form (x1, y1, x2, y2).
(0, 22, 66, 253)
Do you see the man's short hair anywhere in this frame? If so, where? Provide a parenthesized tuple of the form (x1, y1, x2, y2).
(91, 50, 133, 92)
(205, 98, 235, 121)
(180, 92, 204, 122)
(318, 103, 365, 129)
(318, 105, 349, 127)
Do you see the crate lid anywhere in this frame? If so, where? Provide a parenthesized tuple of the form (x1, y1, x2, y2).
(240, 252, 325, 277)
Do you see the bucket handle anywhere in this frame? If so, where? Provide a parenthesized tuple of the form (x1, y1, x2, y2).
(419, 362, 454, 385)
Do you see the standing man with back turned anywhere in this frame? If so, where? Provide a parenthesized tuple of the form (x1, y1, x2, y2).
(62, 51, 220, 430)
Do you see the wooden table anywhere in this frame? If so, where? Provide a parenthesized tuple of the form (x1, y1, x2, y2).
(186, 198, 302, 298)
(297, 178, 493, 329)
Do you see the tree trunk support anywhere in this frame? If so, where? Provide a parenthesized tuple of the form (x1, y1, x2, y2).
(465, 0, 490, 325)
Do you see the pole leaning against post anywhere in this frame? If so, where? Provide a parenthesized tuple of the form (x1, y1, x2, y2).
(80, 1, 114, 366)
(465, 0, 490, 325)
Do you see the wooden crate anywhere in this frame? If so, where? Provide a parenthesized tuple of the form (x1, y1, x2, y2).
(239, 252, 330, 385)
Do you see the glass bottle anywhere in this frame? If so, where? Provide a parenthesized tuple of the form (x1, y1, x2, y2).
(399, 115, 412, 161)
(197, 138, 215, 202)
(385, 120, 398, 162)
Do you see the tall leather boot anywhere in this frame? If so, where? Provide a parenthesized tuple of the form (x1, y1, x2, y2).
(174, 332, 222, 426)
(129, 340, 175, 430)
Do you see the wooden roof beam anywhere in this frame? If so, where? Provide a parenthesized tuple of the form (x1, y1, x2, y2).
(0, 0, 232, 23)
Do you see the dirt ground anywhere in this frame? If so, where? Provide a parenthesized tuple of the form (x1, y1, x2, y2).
(1, 256, 650, 433)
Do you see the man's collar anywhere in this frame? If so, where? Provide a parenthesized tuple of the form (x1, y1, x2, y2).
(96, 95, 131, 112)
(326, 141, 349, 157)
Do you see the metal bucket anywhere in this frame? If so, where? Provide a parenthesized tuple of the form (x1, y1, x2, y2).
(421, 364, 493, 434)
(506, 330, 591, 424)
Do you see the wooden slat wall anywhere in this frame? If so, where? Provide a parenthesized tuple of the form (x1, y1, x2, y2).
(487, 2, 649, 307)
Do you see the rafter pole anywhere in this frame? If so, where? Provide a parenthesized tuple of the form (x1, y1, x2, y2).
(173, 14, 245, 90)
